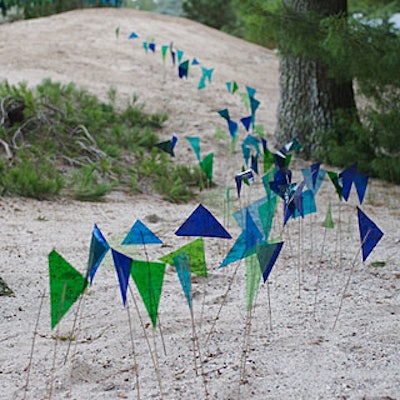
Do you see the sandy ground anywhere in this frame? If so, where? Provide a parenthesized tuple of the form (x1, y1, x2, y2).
(0, 8, 399, 400)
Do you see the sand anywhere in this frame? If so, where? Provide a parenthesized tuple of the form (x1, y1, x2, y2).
(0, 8, 399, 400)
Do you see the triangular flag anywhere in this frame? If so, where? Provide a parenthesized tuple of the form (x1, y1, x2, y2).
(235, 169, 254, 198)
(129, 32, 139, 39)
(178, 60, 190, 79)
(197, 76, 206, 90)
(173, 253, 192, 309)
(111, 249, 132, 306)
(192, 58, 200, 65)
(86, 224, 110, 285)
(142, 41, 148, 53)
(256, 241, 284, 283)
(176, 49, 184, 64)
(155, 140, 175, 156)
(354, 170, 368, 204)
(200, 152, 214, 182)
(175, 204, 231, 238)
(357, 207, 384, 262)
(115, 27, 120, 39)
(240, 116, 252, 132)
(49, 250, 87, 329)
(160, 237, 207, 277)
(228, 120, 238, 138)
(122, 219, 163, 245)
(186, 136, 201, 161)
(130, 260, 165, 328)
(327, 171, 343, 201)
(149, 42, 156, 53)
(322, 203, 335, 229)
(201, 67, 214, 83)
(246, 254, 261, 311)
(161, 45, 169, 63)
(218, 108, 230, 121)
(246, 86, 256, 98)
(340, 163, 357, 201)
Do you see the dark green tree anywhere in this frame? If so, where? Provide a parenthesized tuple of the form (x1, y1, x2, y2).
(182, 0, 237, 31)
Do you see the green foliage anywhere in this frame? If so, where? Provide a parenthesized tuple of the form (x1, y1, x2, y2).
(235, 1, 400, 183)
(0, 79, 202, 202)
(182, 0, 237, 31)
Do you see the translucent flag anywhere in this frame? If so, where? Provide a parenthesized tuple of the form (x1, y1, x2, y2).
(111, 249, 132, 306)
(49, 250, 87, 329)
(86, 224, 110, 285)
(122, 219, 163, 245)
(173, 253, 192, 309)
(357, 207, 384, 262)
(130, 260, 166, 328)
(160, 237, 207, 278)
(175, 204, 231, 239)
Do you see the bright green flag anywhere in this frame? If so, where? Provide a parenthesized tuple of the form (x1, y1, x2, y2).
(246, 254, 261, 312)
(48, 250, 87, 329)
(200, 153, 214, 183)
(161, 45, 169, 63)
(160, 237, 207, 277)
(130, 260, 166, 328)
(322, 203, 335, 229)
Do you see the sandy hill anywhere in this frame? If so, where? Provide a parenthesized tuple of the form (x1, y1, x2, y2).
(0, 9, 399, 400)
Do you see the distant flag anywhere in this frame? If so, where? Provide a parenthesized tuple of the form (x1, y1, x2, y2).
(142, 41, 149, 53)
(122, 219, 163, 245)
(86, 224, 110, 285)
(186, 136, 201, 161)
(198, 67, 214, 89)
(357, 207, 384, 262)
(115, 26, 120, 39)
(130, 260, 166, 328)
(149, 42, 156, 53)
(200, 152, 214, 183)
(327, 171, 343, 201)
(49, 250, 87, 329)
(191, 58, 200, 65)
(155, 133, 178, 157)
(111, 249, 132, 306)
(251, 154, 259, 175)
(178, 60, 190, 79)
(226, 81, 239, 94)
(175, 204, 231, 239)
(353, 170, 368, 204)
(129, 31, 139, 39)
(246, 86, 256, 98)
(240, 116, 252, 132)
(170, 42, 176, 65)
(322, 203, 335, 229)
(340, 163, 357, 201)
(161, 45, 169, 63)
(176, 49, 184, 64)
(218, 108, 230, 121)
(235, 169, 255, 198)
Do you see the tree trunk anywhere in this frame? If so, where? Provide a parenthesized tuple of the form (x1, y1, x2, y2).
(275, 0, 358, 158)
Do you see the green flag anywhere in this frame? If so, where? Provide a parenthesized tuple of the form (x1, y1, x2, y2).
(246, 254, 261, 312)
(160, 237, 207, 278)
(322, 203, 335, 229)
(130, 260, 166, 328)
(48, 250, 87, 329)
(200, 153, 214, 183)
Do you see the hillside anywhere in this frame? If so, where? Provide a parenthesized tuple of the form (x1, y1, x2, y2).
(0, 9, 399, 400)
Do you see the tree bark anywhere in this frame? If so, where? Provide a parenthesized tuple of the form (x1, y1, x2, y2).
(275, 0, 358, 158)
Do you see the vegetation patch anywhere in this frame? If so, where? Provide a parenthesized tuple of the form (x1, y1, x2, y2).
(0, 79, 203, 202)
